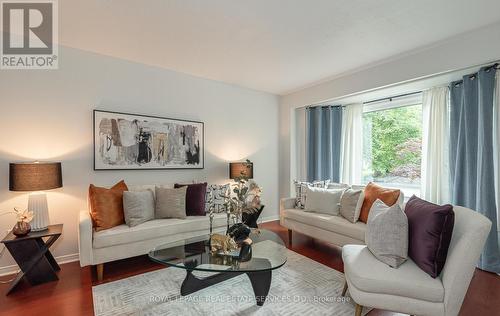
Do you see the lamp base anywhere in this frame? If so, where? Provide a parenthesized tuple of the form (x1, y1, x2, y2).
(28, 193, 50, 231)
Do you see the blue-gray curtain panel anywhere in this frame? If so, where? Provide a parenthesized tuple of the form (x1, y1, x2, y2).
(306, 105, 342, 183)
(449, 65, 500, 273)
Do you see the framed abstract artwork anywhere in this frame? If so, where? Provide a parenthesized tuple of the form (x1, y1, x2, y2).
(93, 110, 204, 170)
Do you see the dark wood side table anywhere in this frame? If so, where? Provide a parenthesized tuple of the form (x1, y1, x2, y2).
(0, 224, 63, 295)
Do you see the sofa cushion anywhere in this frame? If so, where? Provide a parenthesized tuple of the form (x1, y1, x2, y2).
(206, 184, 230, 213)
(174, 182, 207, 216)
(128, 184, 172, 197)
(123, 190, 155, 227)
(282, 208, 366, 241)
(327, 182, 350, 190)
(359, 182, 400, 223)
(155, 186, 187, 219)
(93, 214, 227, 249)
(304, 187, 344, 215)
(340, 188, 364, 223)
(342, 244, 444, 303)
(293, 180, 330, 209)
(89, 180, 128, 232)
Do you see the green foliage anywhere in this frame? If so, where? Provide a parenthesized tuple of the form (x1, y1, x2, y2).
(364, 105, 422, 179)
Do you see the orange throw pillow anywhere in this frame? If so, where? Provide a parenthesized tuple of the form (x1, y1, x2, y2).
(89, 180, 128, 231)
(359, 182, 400, 223)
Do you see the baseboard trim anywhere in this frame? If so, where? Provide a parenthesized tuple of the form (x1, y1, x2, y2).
(259, 215, 280, 223)
(0, 253, 80, 277)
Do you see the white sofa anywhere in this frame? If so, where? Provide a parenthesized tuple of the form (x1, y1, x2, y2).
(78, 184, 228, 280)
(280, 185, 404, 246)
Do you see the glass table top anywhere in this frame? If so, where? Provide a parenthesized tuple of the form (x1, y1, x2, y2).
(149, 229, 287, 273)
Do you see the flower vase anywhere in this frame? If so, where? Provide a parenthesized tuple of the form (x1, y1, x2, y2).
(12, 221, 31, 237)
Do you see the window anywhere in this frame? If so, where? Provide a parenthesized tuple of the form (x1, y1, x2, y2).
(362, 98, 422, 197)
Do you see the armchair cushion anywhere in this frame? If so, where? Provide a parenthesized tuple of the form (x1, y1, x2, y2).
(342, 244, 444, 303)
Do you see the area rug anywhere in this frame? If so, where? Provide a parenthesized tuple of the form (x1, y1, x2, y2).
(92, 247, 370, 316)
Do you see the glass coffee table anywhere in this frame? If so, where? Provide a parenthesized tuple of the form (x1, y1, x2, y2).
(149, 229, 287, 306)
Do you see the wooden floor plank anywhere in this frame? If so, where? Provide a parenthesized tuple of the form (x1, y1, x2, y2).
(0, 220, 498, 316)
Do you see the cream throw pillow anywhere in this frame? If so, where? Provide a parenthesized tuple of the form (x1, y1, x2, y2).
(304, 187, 344, 215)
(155, 186, 187, 219)
(365, 199, 408, 268)
(293, 180, 330, 208)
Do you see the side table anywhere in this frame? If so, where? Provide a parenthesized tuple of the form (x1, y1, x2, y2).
(0, 224, 63, 295)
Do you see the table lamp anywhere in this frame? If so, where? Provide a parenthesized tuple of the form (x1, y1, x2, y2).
(229, 161, 253, 181)
(9, 162, 62, 231)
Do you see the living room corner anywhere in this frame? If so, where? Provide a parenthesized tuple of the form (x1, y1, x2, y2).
(1, 1, 500, 316)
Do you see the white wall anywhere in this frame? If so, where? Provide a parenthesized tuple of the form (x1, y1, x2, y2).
(0, 46, 279, 273)
(279, 22, 500, 198)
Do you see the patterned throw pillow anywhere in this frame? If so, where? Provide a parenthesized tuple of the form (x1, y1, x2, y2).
(205, 184, 230, 213)
(293, 180, 330, 209)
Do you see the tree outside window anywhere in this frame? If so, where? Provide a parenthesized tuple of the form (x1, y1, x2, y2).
(362, 104, 422, 196)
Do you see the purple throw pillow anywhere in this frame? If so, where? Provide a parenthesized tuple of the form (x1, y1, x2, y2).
(404, 195, 454, 278)
(174, 183, 207, 216)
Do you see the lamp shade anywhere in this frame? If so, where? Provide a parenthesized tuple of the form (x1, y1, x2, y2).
(229, 162, 253, 180)
(9, 162, 63, 191)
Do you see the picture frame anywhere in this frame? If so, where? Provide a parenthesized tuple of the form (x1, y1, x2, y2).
(93, 109, 204, 170)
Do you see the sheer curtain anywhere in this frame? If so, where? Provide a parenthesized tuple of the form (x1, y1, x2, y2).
(295, 107, 307, 182)
(306, 105, 343, 182)
(421, 87, 450, 204)
(450, 66, 500, 273)
(340, 103, 363, 185)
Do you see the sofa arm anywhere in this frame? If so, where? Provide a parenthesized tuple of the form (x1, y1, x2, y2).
(78, 210, 93, 267)
(280, 198, 296, 212)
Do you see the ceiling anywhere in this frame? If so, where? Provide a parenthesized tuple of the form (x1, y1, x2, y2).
(59, 0, 500, 95)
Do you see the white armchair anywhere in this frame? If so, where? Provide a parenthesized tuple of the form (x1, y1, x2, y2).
(342, 205, 491, 316)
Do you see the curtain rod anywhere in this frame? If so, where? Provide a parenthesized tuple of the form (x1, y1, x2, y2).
(305, 59, 500, 109)
(363, 91, 422, 105)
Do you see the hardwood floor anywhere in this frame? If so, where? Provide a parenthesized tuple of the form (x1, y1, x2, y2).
(0, 220, 498, 316)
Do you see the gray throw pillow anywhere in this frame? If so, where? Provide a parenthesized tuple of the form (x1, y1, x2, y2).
(155, 186, 187, 219)
(365, 199, 408, 268)
(304, 187, 344, 215)
(123, 190, 155, 227)
(339, 189, 364, 223)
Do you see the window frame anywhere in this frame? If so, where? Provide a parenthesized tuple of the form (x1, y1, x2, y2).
(361, 93, 423, 197)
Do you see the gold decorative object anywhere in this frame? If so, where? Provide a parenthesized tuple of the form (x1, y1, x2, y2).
(210, 233, 238, 254)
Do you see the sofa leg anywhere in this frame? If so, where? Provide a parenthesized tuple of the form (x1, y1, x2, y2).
(287, 229, 292, 246)
(96, 263, 104, 281)
(341, 281, 348, 296)
(355, 304, 363, 316)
